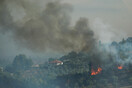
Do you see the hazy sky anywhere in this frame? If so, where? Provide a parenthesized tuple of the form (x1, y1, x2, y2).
(0, 0, 132, 59)
(62, 0, 132, 42)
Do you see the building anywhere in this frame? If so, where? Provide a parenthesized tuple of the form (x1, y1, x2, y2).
(49, 60, 63, 65)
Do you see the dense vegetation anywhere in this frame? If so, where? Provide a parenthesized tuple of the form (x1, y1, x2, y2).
(0, 37, 132, 88)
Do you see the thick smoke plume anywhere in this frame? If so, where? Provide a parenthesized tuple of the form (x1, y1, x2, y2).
(0, 0, 95, 52)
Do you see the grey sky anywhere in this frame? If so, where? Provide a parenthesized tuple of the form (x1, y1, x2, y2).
(0, 0, 132, 59)
(62, 0, 132, 42)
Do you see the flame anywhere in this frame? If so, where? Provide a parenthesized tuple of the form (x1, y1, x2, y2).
(91, 67, 102, 75)
(118, 66, 123, 70)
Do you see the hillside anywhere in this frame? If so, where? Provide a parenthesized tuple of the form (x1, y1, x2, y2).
(0, 37, 132, 88)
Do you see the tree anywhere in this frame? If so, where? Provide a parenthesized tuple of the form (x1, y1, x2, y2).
(48, 58, 55, 62)
(6, 54, 33, 72)
(13, 54, 33, 71)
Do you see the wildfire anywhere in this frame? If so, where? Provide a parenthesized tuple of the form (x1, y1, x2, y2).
(91, 67, 102, 75)
(118, 66, 123, 70)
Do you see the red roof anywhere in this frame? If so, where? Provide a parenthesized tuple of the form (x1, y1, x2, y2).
(50, 60, 62, 63)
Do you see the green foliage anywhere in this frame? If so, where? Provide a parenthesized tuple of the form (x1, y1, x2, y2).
(1, 37, 132, 88)
(12, 54, 33, 69)
(0, 71, 27, 88)
(5, 54, 33, 73)
(48, 58, 55, 62)
(129, 77, 132, 84)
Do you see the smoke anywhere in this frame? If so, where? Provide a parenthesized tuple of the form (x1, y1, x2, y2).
(1, 0, 130, 66)
(0, 0, 96, 53)
(91, 18, 127, 43)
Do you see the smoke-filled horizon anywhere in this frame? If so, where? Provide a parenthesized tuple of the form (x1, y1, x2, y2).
(0, 0, 96, 53)
(0, 0, 131, 60)
(0, 1, 132, 88)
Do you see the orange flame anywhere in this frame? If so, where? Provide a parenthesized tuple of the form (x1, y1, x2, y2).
(118, 66, 123, 70)
(91, 67, 102, 75)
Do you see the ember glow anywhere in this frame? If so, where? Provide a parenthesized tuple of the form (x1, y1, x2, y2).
(118, 66, 123, 70)
(91, 67, 102, 75)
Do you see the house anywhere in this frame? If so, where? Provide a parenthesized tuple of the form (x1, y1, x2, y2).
(49, 60, 63, 65)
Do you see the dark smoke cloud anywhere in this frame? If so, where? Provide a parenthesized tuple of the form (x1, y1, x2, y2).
(0, 0, 96, 53)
